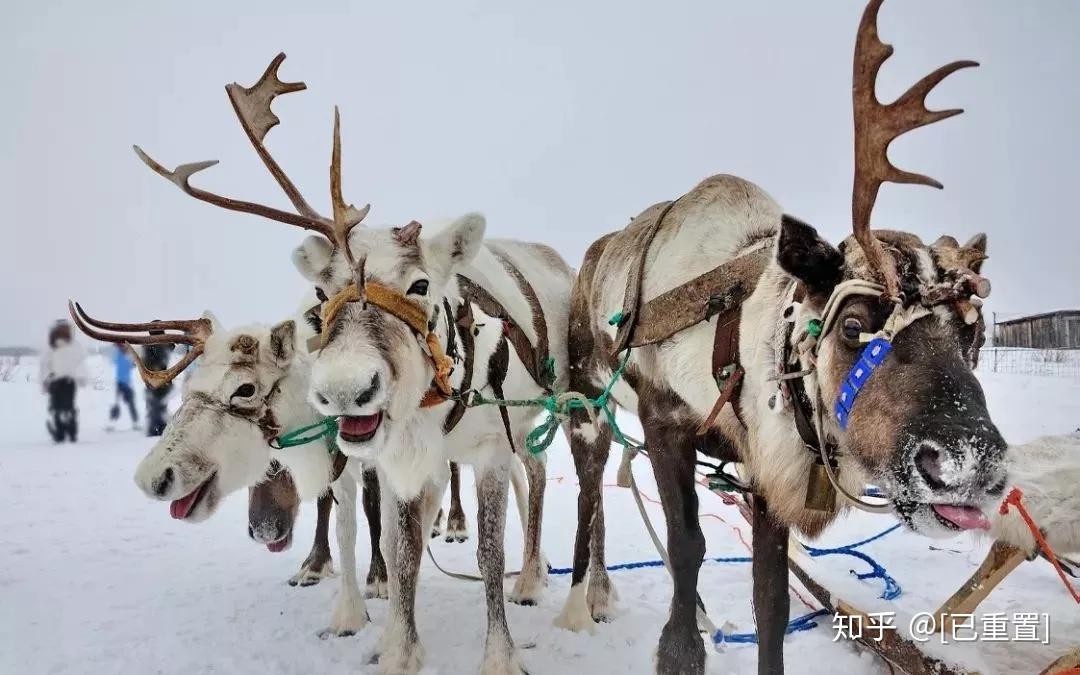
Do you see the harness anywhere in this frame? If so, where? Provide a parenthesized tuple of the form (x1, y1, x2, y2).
(610, 197, 773, 435)
(312, 264, 553, 452)
(781, 278, 940, 513)
(316, 281, 455, 407)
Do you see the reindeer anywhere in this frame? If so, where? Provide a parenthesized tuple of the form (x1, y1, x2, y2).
(249, 461, 389, 591)
(557, 2, 1007, 673)
(127, 54, 567, 674)
(67, 307, 388, 635)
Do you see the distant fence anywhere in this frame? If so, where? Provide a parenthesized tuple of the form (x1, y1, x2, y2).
(978, 348, 1080, 378)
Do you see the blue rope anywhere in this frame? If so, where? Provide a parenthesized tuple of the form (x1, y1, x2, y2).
(545, 523, 901, 644)
(548, 554, 753, 576)
(714, 609, 830, 645)
(803, 524, 903, 600)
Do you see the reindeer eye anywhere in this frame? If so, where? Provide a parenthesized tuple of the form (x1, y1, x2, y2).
(842, 318, 863, 342)
(232, 383, 257, 399)
(315, 287, 329, 303)
(407, 279, 429, 296)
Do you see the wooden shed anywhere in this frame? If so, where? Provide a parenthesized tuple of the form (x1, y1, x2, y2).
(993, 310, 1080, 349)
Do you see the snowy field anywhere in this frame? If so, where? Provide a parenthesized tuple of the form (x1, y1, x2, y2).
(1, 356, 1077, 674)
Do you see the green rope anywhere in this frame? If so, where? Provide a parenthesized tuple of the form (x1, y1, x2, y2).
(273, 312, 642, 456)
(273, 417, 339, 450)
(462, 347, 639, 455)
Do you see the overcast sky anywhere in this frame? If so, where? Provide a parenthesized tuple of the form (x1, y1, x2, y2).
(4, 0, 1078, 347)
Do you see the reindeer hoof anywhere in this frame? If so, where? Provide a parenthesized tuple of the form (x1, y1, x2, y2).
(444, 528, 469, 543)
(365, 579, 388, 599)
(288, 558, 335, 587)
(317, 626, 359, 639)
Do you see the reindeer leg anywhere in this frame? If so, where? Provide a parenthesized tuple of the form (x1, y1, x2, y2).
(752, 494, 789, 675)
(375, 474, 441, 675)
(289, 492, 336, 587)
(510, 449, 548, 606)
(644, 424, 706, 675)
(554, 403, 612, 632)
(319, 470, 368, 638)
(362, 467, 388, 599)
(586, 480, 618, 621)
(476, 456, 528, 675)
(446, 461, 470, 542)
(431, 508, 445, 539)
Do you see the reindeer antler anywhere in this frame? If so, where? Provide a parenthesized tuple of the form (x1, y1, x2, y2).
(134, 53, 369, 254)
(851, 0, 978, 299)
(68, 301, 212, 390)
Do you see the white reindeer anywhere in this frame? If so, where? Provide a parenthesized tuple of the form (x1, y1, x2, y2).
(67, 306, 380, 637)
(126, 53, 567, 674)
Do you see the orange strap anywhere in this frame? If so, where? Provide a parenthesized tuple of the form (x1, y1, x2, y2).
(322, 282, 455, 406)
(999, 487, 1080, 603)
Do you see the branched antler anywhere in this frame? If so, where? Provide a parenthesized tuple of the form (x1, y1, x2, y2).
(68, 301, 212, 389)
(851, 0, 978, 299)
(134, 53, 369, 256)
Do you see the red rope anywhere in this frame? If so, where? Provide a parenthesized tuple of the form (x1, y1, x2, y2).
(999, 487, 1080, 604)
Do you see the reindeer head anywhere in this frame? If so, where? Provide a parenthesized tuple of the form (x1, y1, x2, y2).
(70, 302, 302, 522)
(247, 462, 299, 552)
(294, 215, 485, 459)
(774, 0, 1006, 537)
(131, 53, 481, 462)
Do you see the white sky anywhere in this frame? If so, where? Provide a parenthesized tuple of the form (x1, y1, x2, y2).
(4, 0, 1078, 347)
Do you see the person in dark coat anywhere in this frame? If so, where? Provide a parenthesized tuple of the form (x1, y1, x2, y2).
(142, 324, 175, 437)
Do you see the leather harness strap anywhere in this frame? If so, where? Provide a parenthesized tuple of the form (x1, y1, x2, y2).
(696, 308, 746, 434)
(487, 336, 518, 452)
(489, 247, 554, 390)
(442, 301, 476, 434)
(611, 199, 680, 356)
(630, 247, 771, 348)
(456, 274, 552, 391)
(781, 320, 836, 464)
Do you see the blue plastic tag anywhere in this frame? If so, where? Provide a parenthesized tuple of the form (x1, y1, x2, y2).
(834, 337, 893, 430)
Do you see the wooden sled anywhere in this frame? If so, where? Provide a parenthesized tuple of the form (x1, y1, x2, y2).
(786, 543, 976, 675)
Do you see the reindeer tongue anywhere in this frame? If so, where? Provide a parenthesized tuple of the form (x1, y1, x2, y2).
(340, 414, 380, 437)
(170, 487, 201, 520)
(933, 504, 991, 531)
(266, 536, 290, 553)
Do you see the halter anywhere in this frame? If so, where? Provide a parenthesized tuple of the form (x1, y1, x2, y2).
(317, 282, 455, 408)
(187, 375, 286, 444)
(785, 279, 935, 514)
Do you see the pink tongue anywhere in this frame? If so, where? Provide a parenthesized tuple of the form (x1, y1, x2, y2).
(340, 414, 380, 436)
(266, 536, 290, 553)
(170, 488, 201, 520)
(933, 504, 991, 531)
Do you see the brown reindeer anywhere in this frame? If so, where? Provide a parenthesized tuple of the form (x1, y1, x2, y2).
(248, 463, 388, 595)
(556, 2, 1006, 674)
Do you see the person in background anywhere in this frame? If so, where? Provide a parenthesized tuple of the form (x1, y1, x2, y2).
(39, 320, 88, 443)
(107, 345, 140, 432)
(142, 324, 174, 437)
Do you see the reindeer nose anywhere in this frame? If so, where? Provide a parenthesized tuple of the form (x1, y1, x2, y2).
(914, 444, 946, 491)
(152, 467, 175, 497)
(312, 368, 384, 414)
(354, 373, 380, 407)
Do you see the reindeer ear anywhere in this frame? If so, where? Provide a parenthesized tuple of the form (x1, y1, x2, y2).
(267, 320, 296, 368)
(776, 214, 843, 296)
(427, 213, 486, 273)
(201, 310, 224, 334)
(963, 233, 988, 273)
(292, 236, 334, 282)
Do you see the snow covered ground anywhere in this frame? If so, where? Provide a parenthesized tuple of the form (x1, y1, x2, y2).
(1, 357, 1077, 674)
